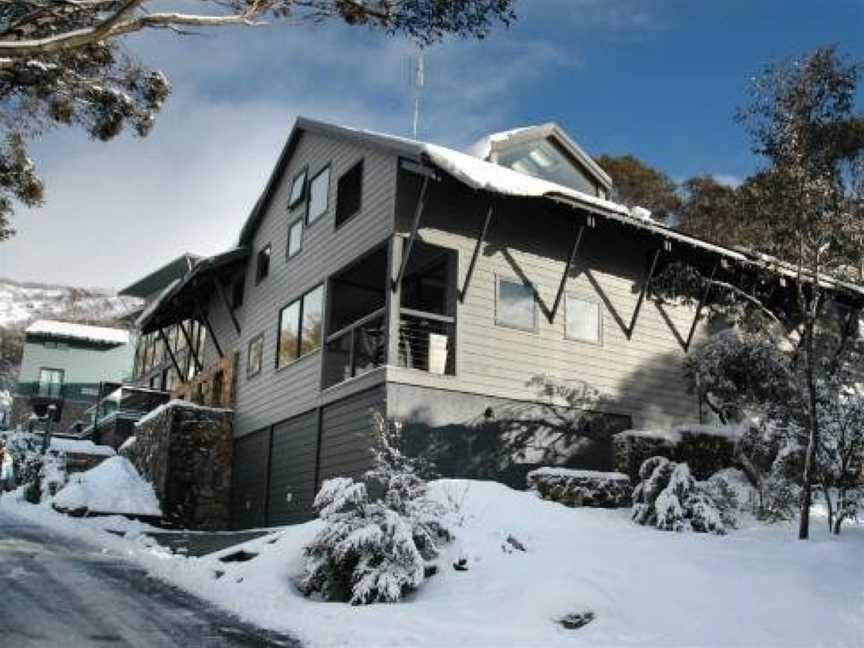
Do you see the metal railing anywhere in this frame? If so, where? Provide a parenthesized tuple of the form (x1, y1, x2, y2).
(322, 308, 387, 389)
(397, 308, 455, 375)
(34, 382, 63, 399)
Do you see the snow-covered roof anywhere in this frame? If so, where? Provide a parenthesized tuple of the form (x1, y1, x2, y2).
(26, 319, 130, 346)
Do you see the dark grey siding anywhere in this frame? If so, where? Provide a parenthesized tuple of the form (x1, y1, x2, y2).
(268, 411, 319, 525)
(230, 428, 270, 529)
(319, 386, 385, 483)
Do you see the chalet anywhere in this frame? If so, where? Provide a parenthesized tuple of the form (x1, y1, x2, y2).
(12, 320, 134, 433)
(133, 117, 864, 529)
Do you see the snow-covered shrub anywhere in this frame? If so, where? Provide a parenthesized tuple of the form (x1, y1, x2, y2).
(527, 467, 631, 508)
(705, 468, 756, 527)
(40, 451, 68, 500)
(301, 413, 451, 604)
(632, 456, 727, 534)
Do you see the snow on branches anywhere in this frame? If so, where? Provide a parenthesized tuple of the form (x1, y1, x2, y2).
(301, 413, 451, 604)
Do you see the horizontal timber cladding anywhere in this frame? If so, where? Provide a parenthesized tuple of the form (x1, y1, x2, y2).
(318, 385, 386, 484)
(268, 411, 319, 525)
(387, 382, 632, 490)
(230, 428, 270, 530)
(394, 171, 702, 430)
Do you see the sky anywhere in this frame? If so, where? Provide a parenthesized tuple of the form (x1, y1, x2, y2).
(1, 0, 863, 289)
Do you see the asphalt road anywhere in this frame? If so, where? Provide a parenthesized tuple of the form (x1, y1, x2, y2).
(0, 511, 300, 648)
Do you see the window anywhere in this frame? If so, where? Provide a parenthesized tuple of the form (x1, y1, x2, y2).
(287, 218, 303, 259)
(565, 295, 602, 344)
(37, 368, 64, 398)
(496, 278, 537, 331)
(247, 334, 264, 378)
(256, 244, 271, 284)
(307, 165, 331, 224)
(277, 285, 324, 367)
(288, 167, 308, 208)
(335, 159, 363, 228)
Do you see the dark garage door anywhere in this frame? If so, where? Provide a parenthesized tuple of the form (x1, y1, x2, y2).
(230, 428, 270, 529)
(268, 411, 319, 525)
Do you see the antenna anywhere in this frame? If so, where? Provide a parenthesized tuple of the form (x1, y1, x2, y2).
(410, 50, 425, 139)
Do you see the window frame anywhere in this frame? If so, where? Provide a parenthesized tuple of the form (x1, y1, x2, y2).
(276, 284, 325, 369)
(287, 166, 308, 209)
(286, 217, 304, 260)
(255, 244, 271, 285)
(306, 163, 331, 226)
(246, 333, 264, 379)
(494, 275, 539, 333)
(564, 293, 603, 345)
(335, 158, 364, 230)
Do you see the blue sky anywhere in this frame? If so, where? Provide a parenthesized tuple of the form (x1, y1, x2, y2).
(2, 0, 862, 288)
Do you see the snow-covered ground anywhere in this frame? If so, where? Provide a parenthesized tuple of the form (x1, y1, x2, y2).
(2, 480, 861, 648)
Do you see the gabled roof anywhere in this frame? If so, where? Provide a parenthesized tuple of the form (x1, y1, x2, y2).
(26, 320, 130, 346)
(466, 122, 613, 191)
(235, 117, 864, 302)
(119, 253, 201, 298)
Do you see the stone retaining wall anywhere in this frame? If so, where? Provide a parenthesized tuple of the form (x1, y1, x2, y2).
(124, 401, 234, 530)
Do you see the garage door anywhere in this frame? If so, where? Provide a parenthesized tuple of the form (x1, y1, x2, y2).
(268, 411, 319, 525)
(230, 428, 270, 529)
(318, 386, 385, 484)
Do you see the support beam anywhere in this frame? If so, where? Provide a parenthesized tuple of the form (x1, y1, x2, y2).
(392, 176, 430, 292)
(212, 274, 241, 336)
(385, 236, 404, 366)
(178, 320, 202, 372)
(684, 263, 718, 352)
(550, 224, 586, 322)
(627, 248, 662, 339)
(158, 327, 187, 384)
(459, 204, 494, 302)
(194, 296, 223, 360)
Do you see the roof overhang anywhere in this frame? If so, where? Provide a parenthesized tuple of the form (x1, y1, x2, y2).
(120, 253, 201, 298)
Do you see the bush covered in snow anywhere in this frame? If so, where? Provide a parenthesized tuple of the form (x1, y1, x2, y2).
(301, 414, 451, 604)
(632, 456, 729, 534)
(527, 467, 631, 508)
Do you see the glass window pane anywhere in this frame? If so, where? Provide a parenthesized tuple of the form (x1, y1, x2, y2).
(308, 167, 330, 224)
(566, 296, 600, 342)
(288, 168, 307, 207)
(278, 301, 300, 366)
(497, 279, 536, 330)
(301, 286, 324, 355)
(288, 220, 303, 257)
(247, 335, 263, 377)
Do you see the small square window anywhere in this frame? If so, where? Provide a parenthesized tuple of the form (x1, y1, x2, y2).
(288, 168, 307, 208)
(287, 219, 303, 259)
(256, 245, 271, 284)
(496, 278, 537, 331)
(565, 295, 602, 344)
(307, 165, 331, 225)
(247, 334, 264, 378)
(335, 160, 363, 228)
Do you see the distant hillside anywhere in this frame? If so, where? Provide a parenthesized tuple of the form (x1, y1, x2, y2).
(0, 277, 140, 330)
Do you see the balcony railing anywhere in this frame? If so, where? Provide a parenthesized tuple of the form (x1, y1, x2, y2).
(323, 308, 387, 389)
(397, 308, 455, 375)
(34, 382, 63, 399)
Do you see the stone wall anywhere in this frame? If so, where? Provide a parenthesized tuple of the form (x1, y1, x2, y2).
(172, 352, 238, 409)
(125, 401, 234, 530)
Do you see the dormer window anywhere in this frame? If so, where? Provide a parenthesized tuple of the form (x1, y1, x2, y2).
(497, 139, 596, 195)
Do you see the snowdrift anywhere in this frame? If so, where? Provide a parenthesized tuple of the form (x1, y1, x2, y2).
(53, 456, 162, 518)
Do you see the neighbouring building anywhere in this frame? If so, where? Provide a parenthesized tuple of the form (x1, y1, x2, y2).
(12, 320, 135, 433)
(130, 117, 864, 529)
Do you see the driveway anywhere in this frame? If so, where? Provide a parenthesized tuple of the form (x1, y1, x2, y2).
(0, 510, 300, 648)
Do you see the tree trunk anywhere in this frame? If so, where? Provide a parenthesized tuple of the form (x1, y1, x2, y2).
(798, 319, 819, 541)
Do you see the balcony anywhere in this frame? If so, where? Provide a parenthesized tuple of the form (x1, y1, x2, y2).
(35, 381, 64, 399)
(397, 308, 455, 374)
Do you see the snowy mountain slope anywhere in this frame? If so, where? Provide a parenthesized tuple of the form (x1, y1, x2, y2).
(0, 277, 139, 330)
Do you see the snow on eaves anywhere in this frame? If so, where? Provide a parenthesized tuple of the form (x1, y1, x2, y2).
(26, 319, 129, 345)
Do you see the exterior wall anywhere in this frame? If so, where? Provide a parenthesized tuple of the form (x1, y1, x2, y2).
(201, 130, 398, 438)
(229, 386, 385, 529)
(387, 382, 632, 489)
(393, 173, 703, 430)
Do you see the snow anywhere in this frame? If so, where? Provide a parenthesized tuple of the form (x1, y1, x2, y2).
(26, 319, 130, 345)
(52, 456, 162, 517)
(615, 424, 745, 445)
(4, 478, 862, 647)
(50, 437, 116, 457)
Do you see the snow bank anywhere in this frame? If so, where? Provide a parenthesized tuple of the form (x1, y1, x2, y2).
(53, 456, 161, 517)
(25, 319, 129, 345)
(50, 437, 115, 457)
(4, 479, 863, 648)
(616, 424, 744, 445)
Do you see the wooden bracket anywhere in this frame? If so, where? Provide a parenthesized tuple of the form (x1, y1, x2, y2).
(213, 274, 241, 336)
(459, 204, 494, 303)
(684, 263, 718, 352)
(550, 224, 586, 322)
(627, 248, 662, 339)
(392, 176, 430, 292)
(158, 327, 187, 384)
